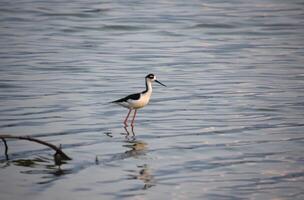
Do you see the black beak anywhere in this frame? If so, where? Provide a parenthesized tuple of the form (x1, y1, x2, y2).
(155, 80, 167, 87)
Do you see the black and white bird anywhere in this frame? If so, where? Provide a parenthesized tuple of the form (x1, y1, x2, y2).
(112, 74, 166, 127)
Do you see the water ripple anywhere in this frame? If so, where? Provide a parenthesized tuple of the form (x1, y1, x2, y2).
(0, 0, 304, 199)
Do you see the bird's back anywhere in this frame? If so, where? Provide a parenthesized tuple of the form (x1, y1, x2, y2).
(112, 93, 141, 103)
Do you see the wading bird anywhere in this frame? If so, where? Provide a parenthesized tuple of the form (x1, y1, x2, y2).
(112, 74, 166, 127)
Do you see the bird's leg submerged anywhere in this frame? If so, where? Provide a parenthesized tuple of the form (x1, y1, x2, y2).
(131, 109, 137, 127)
(124, 109, 132, 126)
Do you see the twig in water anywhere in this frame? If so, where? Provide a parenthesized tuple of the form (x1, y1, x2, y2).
(0, 134, 71, 161)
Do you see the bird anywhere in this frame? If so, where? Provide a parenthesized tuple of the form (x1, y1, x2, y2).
(112, 73, 166, 127)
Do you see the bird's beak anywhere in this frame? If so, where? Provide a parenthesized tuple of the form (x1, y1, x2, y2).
(155, 80, 167, 87)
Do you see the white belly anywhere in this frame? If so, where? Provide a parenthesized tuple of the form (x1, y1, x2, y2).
(128, 93, 150, 109)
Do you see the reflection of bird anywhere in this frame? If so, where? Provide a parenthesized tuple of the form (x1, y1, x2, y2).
(112, 74, 166, 127)
(124, 140, 147, 158)
(128, 164, 154, 190)
(139, 166, 154, 190)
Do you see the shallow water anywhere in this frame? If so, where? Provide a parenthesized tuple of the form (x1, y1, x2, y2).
(1, 0, 304, 199)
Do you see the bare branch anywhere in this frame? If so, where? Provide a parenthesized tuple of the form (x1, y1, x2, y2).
(0, 134, 71, 160)
(1, 138, 9, 160)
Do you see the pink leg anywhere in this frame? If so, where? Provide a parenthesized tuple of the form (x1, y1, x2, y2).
(124, 109, 132, 126)
(131, 109, 137, 127)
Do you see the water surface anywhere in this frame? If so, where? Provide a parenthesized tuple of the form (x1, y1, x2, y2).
(0, 0, 304, 199)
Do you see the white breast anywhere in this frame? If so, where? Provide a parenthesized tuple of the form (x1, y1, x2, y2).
(128, 92, 151, 109)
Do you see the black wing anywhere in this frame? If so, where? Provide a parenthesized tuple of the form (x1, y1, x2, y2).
(112, 93, 140, 103)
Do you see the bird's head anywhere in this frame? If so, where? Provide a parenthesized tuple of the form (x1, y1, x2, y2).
(145, 74, 166, 87)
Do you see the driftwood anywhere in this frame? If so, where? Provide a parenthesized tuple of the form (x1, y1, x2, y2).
(0, 134, 71, 161)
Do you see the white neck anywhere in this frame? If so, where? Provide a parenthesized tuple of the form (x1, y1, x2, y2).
(144, 79, 153, 94)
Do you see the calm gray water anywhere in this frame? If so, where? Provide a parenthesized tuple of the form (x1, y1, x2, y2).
(1, 0, 304, 199)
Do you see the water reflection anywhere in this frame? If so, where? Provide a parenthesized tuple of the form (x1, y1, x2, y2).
(50, 167, 74, 178)
(123, 139, 155, 190)
(94, 135, 148, 165)
(0, 160, 10, 168)
(12, 157, 49, 168)
(104, 131, 113, 138)
(123, 138, 147, 158)
(6, 156, 72, 182)
(123, 125, 135, 137)
(53, 144, 68, 170)
(128, 164, 155, 190)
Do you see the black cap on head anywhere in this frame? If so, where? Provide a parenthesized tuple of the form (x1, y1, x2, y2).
(145, 73, 167, 87)
(146, 74, 155, 79)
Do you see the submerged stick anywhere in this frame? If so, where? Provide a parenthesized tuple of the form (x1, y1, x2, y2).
(1, 138, 9, 160)
(0, 134, 71, 160)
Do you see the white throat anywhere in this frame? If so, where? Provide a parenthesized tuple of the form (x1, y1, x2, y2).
(145, 79, 153, 94)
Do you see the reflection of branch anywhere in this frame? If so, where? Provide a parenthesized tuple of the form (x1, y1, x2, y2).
(0, 134, 71, 160)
